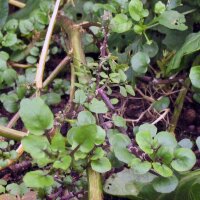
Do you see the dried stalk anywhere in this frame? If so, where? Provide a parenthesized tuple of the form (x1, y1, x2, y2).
(9, 0, 25, 8)
(0, 125, 27, 141)
(35, 0, 62, 89)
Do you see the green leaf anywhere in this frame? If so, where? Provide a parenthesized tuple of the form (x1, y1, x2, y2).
(22, 135, 52, 166)
(2, 33, 18, 47)
(53, 155, 71, 170)
(155, 146, 174, 164)
(2, 69, 17, 85)
(95, 125, 106, 145)
(171, 148, 196, 172)
(26, 56, 37, 64)
(0, 93, 19, 113)
(158, 10, 187, 31)
(30, 47, 40, 56)
(0, 142, 8, 149)
(77, 111, 96, 126)
(0, 117, 8, 126)
(89, 98, 108, 114)
(142, 41, 159, 58)
(6, 183, 21, 196)
(139, 123, 157, 137)
(23, 170, 54, 188)
(25, 68, 36, 83)
(3, 19, 18, 32)
(129, 0, 149, 21)
(178, 139, 193, 149)
(153, 176, 178, 193)
(190, 66, 200, 89)
(51, 132, 65, 153)
(167, 0, 182, 9)
(19, 97, 54, 135)
(154, 131, 177, 149)
(67, 125, 97, 153)
(119, 86, 127, 97)
(112, 115, 126, 128)
(104, 168, 156, 197)
(131, 52, 150, 75)
(167, 32, 200, 75)
(0, 0, 8, 30)
(153, 97, 170, 112)
(33, 10, 49, 25)
(154, 1, 166, 14)
(0, 185, 5, 194)
(152, 162, 173, 177)
(196, 136, 200, 151)
(0, 58, 7, 71)
(114, 147, 135, 164)
(91, 157, 111, 173)
(136, 130, 153, 154)
(130, 158, 151, 174)
(74, 151, 87, 160)
(91, 147, 105, 160)
(19, 20, 34, 35)
(125, 85, 135, 96)
(74, 89, 87, 104)
(110, 14, 132, 33)
(193, 93, 200, 104)
(42, 93, 61, 105)
(109, 133, 131, 149)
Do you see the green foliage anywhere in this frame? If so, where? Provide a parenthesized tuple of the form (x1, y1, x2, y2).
(131, 52, 150, 75)
(88, 98, 108, 113)
(167, 32, 200, 75)
(110, 14, 132, 33)
(153, 97, 170, 112)
(0, 0, 8, 30)
(23, 170, 54, 188)
(1, 0, 200, 198)
(19, 97, 54, 135)
(128, 0, 149, 22)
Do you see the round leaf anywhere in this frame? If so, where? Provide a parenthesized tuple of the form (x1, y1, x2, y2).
(136, 131, 153, 154)
(190, 66, 200, 89)
(131, 52, 150, 75)
(110, 14, 132, 33)
(23, 170, 54, 188)
(130, 158, 151, 174)
(153, 176, 178, 193)
(91, 157, 111, 173)
(139, 123, 157, 137)
(152, 162, 173, 177)
(171, 148, 196, 171)
(19, 97, 54, 135)
(178, 139, 193, 149)
(77, 111, 96, 125)
(154, 131, 177, 149)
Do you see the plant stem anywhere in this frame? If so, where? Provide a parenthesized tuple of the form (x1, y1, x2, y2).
(0, 125, 27, 141)
(9, 0, 25, 8)
(87, 168, 103, 200)
(57, 15, 91, 85)
(8, 62, 33, 69)
(43, 56, 71, 87)
(168, 78, 190, 134)
(35, 0, 62, 89)
(58, 14, 103, 200)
